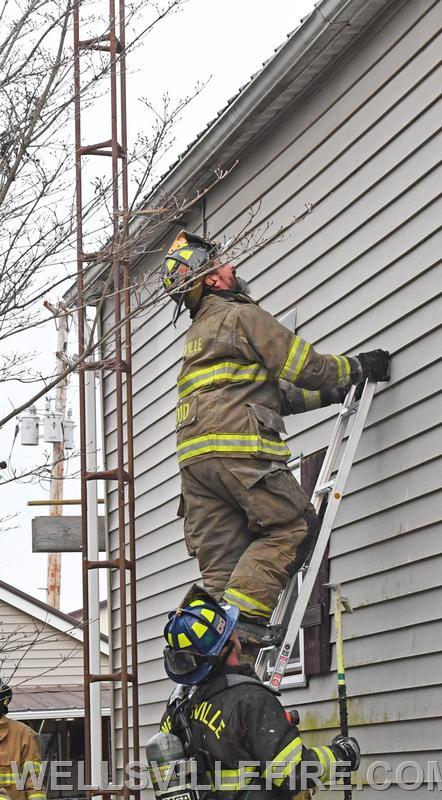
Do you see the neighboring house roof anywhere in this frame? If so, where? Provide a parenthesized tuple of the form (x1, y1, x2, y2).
(9, 685, 111, 720)
(0, 580, 108, 653)
(1, 581, 110, 720)
(65, 0, 392, 301)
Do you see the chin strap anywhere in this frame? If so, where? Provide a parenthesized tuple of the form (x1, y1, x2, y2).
(209, 639, 235, 678)
(172, 298, 185, 326)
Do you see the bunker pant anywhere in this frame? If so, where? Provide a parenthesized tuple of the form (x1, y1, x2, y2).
(179, 458, 316, 620)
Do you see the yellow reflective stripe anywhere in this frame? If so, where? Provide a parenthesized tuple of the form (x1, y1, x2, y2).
(27, 794, 46, 800)
(224, 587, 272, 618)
(177, 433, 290, 464)
(280, 337, 311, 383)
(341, 355, 351, 383)
(0, 763, 44, 785)
(263, 736, 303, 786)
(302, 389, 321, 410)
(178, 361, 268, 399)
(311, 745, 337, 783)
(215, 767, 256, 790)
(333, 355, 342, 384)
(332, 356, 351, 387)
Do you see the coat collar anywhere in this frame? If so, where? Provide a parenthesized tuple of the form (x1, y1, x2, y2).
(193, 291, 257, 321)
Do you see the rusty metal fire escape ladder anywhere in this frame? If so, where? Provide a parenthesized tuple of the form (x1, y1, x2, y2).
(73, 0, 139, 794)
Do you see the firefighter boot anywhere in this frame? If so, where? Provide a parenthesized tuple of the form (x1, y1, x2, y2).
(236, 614, 285, 648)
(238, 641, 260, 667)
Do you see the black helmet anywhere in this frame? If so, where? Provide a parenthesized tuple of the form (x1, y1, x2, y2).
(0, 681, 12, 715)
(161, 230, 219, 319)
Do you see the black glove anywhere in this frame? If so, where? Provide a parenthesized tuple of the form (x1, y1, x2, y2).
(353, 382, 365, 401)
(332, 735, 361, 771)
(319, 386, 349, 406)
(356, 349, 390, 382)
(332, 386, 350, 404)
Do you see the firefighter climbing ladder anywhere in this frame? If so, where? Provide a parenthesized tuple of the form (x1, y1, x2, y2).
(255, 379, 377, 687)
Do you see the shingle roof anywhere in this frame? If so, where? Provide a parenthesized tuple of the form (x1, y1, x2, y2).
(9, 684, 110, 716)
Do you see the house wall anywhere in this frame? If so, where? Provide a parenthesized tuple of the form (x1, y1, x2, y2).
(103, 0, 442, 791)
(0, 601, 109, 686)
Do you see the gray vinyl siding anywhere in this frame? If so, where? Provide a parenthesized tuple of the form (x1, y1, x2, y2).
(103, 0, 442, 788)
(0, 601, 109, 686)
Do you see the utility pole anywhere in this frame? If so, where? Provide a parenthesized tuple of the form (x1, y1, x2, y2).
(45, 302, 69, 609)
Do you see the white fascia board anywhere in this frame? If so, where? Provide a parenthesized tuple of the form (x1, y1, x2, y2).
(9, 708, 111, 721)
(0, 586, 109, 656)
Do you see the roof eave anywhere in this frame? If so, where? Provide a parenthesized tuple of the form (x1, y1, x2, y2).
(64, 0, 392, 301)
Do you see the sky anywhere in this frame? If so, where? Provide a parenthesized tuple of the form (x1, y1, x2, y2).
(0, 0, 317, 612)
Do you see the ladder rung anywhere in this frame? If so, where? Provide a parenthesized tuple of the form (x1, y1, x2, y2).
(88, 672, 135, 683)
(314, 479, 335, 496)
(79, 141, 126, 158)
(87, 558, 133, 570)
(339, 404, 358, 417)
(79, 34, 110, 46)
(81, 360, 130, 372)
(84, 469, 131, 482)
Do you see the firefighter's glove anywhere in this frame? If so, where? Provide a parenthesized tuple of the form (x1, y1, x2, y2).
(318, 386, 348, 406)
(331, 735, 361, 771)
(356, 349, 390, 382)
(353, 382, 365, 401)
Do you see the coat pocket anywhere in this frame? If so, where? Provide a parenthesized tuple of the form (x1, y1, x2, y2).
(177, 493, 185, 517)
(247, 402, 287, 435)
(228, 460, 289, 489)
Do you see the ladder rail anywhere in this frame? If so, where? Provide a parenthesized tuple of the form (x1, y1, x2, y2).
(265, 384, 358, 632)
(310, 384, 357, 514)
(256, 380, 376, 686)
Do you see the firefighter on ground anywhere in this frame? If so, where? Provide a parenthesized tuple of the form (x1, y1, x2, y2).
(161, 230, 390, 648)
(0, 682, 46, 800)
(147, 585, 360, 799)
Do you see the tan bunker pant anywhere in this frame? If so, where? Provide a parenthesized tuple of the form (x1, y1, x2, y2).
(180, 458, 315, 621)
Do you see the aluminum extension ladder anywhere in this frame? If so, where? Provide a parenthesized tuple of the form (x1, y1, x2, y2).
(255, 379, 377, 687)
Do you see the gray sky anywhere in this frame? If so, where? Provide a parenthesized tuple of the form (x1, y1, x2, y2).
(0, 0, 316, 611)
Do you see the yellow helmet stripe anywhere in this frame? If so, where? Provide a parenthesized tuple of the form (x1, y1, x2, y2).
(191, 621, 208, 638)
(177, 633, 192, 648)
